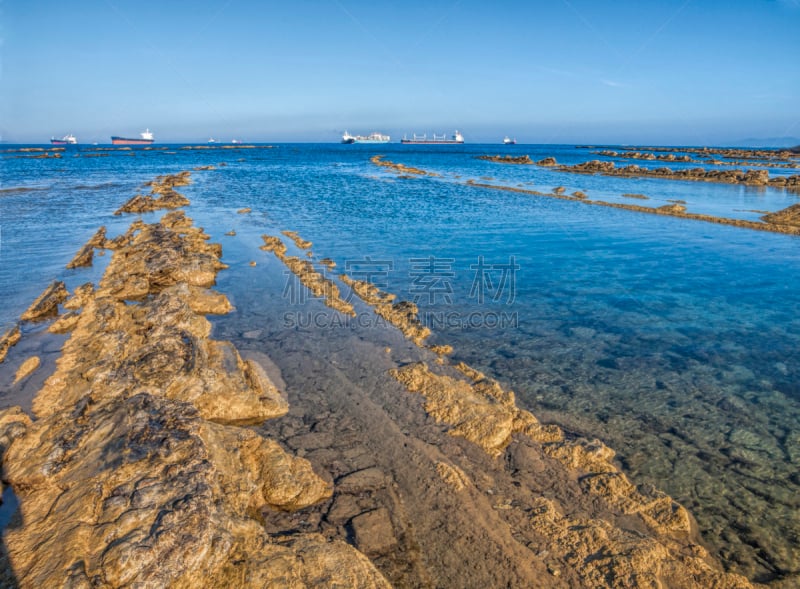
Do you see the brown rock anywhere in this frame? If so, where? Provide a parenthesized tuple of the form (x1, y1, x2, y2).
(115, 172, 192, 215)
(337, 467, 387, 493)
(66, 226, 107, 269)
(0, 325, 21, 363)
(340, 275, 430, 345)
(282, 230, 312, 249)
(435, 461, 469, 491)
(390, 362, 559, 456)
(62, 282, 95, 310)
(351, 507, 397, 556)
(47, 310, 81, 334)
(262, 234, 355, 317)
(477, 154, 533, 164)
(1, 203, 389, 588)
(0, 406, 32, 457)
(762, 203, 800, 226)
(20, 281, 68, 321)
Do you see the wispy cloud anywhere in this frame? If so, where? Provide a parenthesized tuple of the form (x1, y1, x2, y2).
(600, 79, 627, 88)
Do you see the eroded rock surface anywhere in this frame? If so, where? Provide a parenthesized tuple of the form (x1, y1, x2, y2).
(0, 326, 21, 363)
(388, 361, 752, 588)
(20, 281, 68, 321)
(114, 172, 192, 215)
(1, 192, 389, 587)
(762, 203, 800, 227)
(477, 154, 533, 164)
(549, 158, 800, 188)
(66, 226, 107, 269)
(261, 234, 355, 316)
(370, 155, 437, 176)
(340, 275, 431, 345)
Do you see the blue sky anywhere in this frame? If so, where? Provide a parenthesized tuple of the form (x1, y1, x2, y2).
(1, 0, 798, 144)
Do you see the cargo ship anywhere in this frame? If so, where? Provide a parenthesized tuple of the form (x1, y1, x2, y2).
(111, 129, 154, 145)
(401, 130, 464, 144)
(503, 136, 517, 145)
(342, 131, 391, 144)
(50, 134, 77, 145)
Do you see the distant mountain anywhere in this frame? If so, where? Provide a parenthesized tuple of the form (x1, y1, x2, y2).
(734, 136, 800, 148)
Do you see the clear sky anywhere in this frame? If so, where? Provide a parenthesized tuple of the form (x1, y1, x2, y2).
(1, 0, 798, 144)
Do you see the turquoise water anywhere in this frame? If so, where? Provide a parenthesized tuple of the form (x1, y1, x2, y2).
(1, 143, 799, 582)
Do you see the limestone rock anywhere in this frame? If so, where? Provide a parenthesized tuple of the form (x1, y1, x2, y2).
(3, 393, 347, 588)
(390, 362, 557, 456)
(63, 282, 95, 310)
(0, 406, 31, 458)
(282, 230, 312, 249)
(476, 154, 533, 164)
(762, 203, 800, 227)
(114, 172, 192, 215)
(0, 325, 21, 363)
(66, 226, 107, 269)
(262, 234, 355, 317)
(435, 461, 470, 491)
(1, 203, 389, 588)
(47, 310, 81, 334)
(13, 356, 40, 383)
(20, 281, 68, 321)
(351, 507, 397, 556)
(340, 275, 430, 345)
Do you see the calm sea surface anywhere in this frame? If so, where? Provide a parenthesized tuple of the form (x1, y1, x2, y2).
(1, 143, 798, 581)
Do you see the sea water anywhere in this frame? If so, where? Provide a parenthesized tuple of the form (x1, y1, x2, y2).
(1, 143, 798, 582)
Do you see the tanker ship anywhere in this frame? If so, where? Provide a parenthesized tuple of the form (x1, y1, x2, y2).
(111, 129, 154, 145)
(400, 130, 464, 144)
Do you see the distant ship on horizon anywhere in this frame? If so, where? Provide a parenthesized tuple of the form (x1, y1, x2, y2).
(342, 131, 391, 144)
(51, 134, 77, 145)
(503, 136, 516, 145)
(401, 130, 464, 144)
(111, 129, 154, 145)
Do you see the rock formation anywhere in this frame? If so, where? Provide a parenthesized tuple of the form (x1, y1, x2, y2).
(340, 275, 431, 345)
(0, 326, 21, 363)
(762, 203, 800, 227)
(477, 154, 533, 164)
(370, 155, 437, 176)
(0, 177, 389, 588)
(114, 172, 192, 215)
(66, 226, 107, 269)
(20, 281, 69, 321)
(261, 234, 355, 316)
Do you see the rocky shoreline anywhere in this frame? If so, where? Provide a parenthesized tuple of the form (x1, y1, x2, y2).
(0, 173, 390, 588)
(0, 170, 772, 587)
(449, 156, 800, 234)
(547, 158, 800, 189)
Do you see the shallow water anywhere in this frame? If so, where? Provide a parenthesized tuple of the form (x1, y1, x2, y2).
(0, 142, 798, 582)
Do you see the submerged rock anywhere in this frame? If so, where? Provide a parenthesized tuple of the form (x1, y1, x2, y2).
(261, 234, 355, 317)
(1, 201, 390, 588)
(390, 362, 560, 456)
(0, 325, 21, 363)
(477, 154, 533, 164)
(341, 275, 430, 345)
(13, 356, 40, 383)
